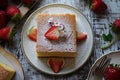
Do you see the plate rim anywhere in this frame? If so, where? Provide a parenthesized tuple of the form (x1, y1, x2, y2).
(0, 46, 25, 80)
(21, 3, 94, 75)
(87, 50, 120, 79)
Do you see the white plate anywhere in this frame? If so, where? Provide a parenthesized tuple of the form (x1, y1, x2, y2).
(87, 51, 120, 80)
(21, 4, 94, 75)
(0, 46, 24, 80)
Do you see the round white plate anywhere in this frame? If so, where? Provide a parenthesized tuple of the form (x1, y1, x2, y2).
(87, 51, 120, 80)
(21, 4, 94, 75)
(0, 46, 24, 80)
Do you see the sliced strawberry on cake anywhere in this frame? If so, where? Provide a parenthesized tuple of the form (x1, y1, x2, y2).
(47, 58, 65, 73)
(45, 26, 60, 40)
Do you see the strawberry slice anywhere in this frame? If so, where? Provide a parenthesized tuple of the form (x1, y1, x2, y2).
(47, 58, 65, 73)
(27, 27, 37, 42)
(45, 26, 60, 40)
(0, 26, 16, 40)
(77, 31, 87, 41)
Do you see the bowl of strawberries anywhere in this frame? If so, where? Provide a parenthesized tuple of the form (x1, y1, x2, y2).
(87, 50, 120, 80)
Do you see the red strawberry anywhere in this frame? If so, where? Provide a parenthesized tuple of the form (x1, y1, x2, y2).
(110, 19, 120, 34)
(104, 64, 120, 80)
(27, 27, 37, 42)
(0, 10, 6, 29)
(22, 0, 33, 4)
(45, 26, 60, 40)
(77, 31, 87, 41)
(113, 19, 120, 32)
(0, 26, 16, 40)
(6, 6, 21, 22)
(91, 0, 107, 13)
(47, 58, 65, 73)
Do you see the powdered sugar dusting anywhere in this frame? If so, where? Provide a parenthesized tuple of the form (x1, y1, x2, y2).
(36, 14, 76, 53)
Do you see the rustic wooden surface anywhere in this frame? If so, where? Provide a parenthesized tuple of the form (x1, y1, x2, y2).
(1, 0, 120, 80)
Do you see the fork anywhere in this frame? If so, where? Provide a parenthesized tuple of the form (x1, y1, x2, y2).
(93, 56, 111, 79)
(86, 56, 111, 80)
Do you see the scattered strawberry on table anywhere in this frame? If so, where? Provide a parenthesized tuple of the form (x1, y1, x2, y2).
(0, 26, 16, 41)
(104, 64, 120, 80)
(6, 5, 21, 23)
(0, 10, 6, 29)
(47, 58, 65, 73)
(22, 0, 33, 4)
(102, 19, 120, 50)
(22, 0, 35, 8)
(91, 0, 107, 13)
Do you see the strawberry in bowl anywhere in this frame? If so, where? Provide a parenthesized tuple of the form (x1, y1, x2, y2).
(104, 64, 120, 80)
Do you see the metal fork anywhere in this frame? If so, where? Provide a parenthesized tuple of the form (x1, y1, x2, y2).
(86, 56, 111, 80)
(93, 56, 111, 80)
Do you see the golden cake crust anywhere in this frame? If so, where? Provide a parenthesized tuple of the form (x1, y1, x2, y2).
(0, 61, 15, 80)
(36, 14, 77, 57)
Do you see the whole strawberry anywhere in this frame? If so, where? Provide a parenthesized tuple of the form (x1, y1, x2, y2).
(6, 6, 21, 23)
(109, 19, 120, 34)
(0, 10, 6, 29)
(91, 0, 107, 13)
(104, 64, 120, 80)
(0, 26, 16, 40)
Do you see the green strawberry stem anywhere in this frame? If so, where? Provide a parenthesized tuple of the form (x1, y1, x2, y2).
(11, 13, 21, 23)
(102, 39, 116, 50)
(9, 28, 16, 41)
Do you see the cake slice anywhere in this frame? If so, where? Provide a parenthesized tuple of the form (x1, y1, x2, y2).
(36, 14, 77, 57)
(0, 61, 15, 80)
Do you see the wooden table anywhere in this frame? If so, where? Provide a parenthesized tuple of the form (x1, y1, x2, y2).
(1, 0, 120, 80)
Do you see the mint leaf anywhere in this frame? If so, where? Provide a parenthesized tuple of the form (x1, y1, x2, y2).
(102, 33, 113, 42)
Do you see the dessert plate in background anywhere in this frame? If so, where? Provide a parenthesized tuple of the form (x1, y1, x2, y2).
(87, 51, 120, 80)
(21, 4, 94, 75)
(0, 46, 24, 80)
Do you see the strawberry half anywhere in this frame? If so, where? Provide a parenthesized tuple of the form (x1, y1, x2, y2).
(6, 6, 21, 22)
(47, 58, 65, 73)
(91, 0, 107, 13)
(27, 27, 37, 42)
(104, 64, 120, 80)
(77, 31, 87, 41)
(111, 19, 120, 33)
(0, 10, 6, 29)
(45, 26, 60, 40)
(0, 26, 16, 40)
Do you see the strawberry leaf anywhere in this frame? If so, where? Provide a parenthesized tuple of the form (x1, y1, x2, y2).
(102, 33, 113, 42)
(11, 13, 21, 23)
(9, 28, 16, 41)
